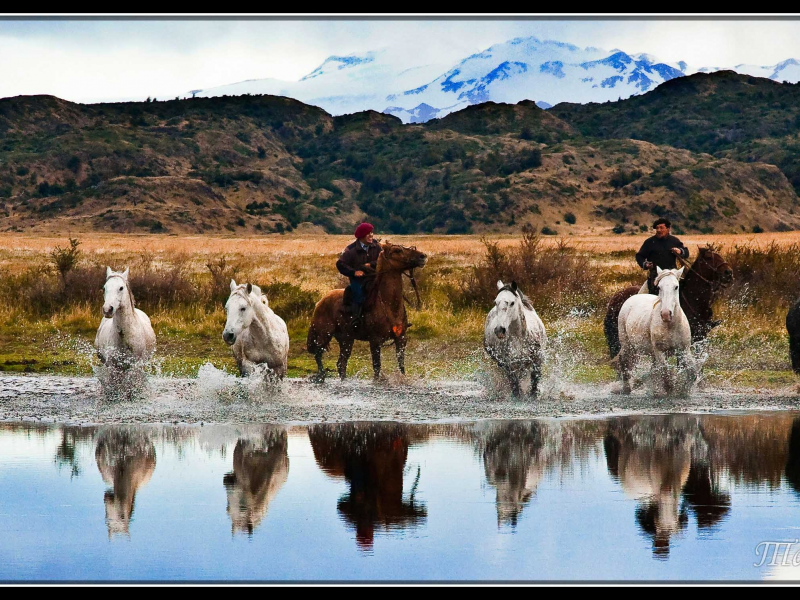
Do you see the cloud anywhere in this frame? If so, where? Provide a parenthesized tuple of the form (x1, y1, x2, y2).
(2, 18, 800, 103)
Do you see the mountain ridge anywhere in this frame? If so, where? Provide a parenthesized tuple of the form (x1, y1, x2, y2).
(1, 71, 800, 235)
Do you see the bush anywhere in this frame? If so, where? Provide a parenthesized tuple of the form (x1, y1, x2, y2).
(612, 224, 626, 234)
(50, 238, 82, 287)
(455, 225, 602, 317)
(564, 212, 577, 225)
(261, 281, 319, 321)
(722, 241, 800, 311)
(609, 168, 643, 189)
(541, 226, 558, 235)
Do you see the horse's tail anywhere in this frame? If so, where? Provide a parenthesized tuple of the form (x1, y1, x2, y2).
(306, 321, 321, 356)
(604, 304, 621, 359)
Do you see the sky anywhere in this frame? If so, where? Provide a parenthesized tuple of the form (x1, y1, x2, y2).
(2, 17, 800, 103)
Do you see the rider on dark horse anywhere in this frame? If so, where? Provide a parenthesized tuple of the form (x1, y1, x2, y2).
(336, 222, 381, 326)
(635, 218, 689, 295)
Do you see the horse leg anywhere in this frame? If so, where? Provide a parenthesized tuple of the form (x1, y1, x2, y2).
(370, 341, 382, 380)
(337, 336, 354, 380)
(311, 349, 326, 382)
(529, 359, 542, 399)
(790, 334, 800, 375)
(395, 336, 406, 375)
(676, 349, 697, 394)
(619, 348, 634, 395)
(653, 350, 670, 397)
(506, 368, 522, 398)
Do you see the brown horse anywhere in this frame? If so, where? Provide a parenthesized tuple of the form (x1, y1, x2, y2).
(604, 246, 733, 359)
(307, 241, 427, 380)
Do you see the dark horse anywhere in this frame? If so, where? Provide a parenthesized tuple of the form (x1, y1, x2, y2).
(604, 246, 733, 359)
(307, 242, 427, 380)
(786, 301, 800, 374)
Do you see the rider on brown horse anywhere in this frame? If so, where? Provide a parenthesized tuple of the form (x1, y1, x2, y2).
(336, 223, 381, 325)
(635, 218, 689, 295)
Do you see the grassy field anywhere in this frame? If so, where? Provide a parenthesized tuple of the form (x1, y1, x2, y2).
(0, 232, 797, 389)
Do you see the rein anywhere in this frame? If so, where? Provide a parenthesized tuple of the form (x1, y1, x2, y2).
(675, 252, 730, 320)
(676, 253, 730, 290)
(374, 245, 424, 310)
(403, 269, 422, 309)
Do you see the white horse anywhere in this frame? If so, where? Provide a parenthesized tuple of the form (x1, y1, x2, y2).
(95, 267, 156, 370)
(484, 280, 547, 398)
(223, 280, 289, 379)
(616, 267, 695, 396)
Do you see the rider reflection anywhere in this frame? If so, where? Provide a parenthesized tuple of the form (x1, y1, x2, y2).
(308, 423, 427, 550)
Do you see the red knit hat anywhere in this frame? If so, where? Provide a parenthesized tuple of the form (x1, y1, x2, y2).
(354, 222, 374, 239)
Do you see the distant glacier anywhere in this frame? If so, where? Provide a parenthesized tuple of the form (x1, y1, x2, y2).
(191, 36, 800, 123)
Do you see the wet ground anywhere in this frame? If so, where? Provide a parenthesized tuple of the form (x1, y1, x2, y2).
(1, 369, 800, 424)
(4, 414, 800, 581)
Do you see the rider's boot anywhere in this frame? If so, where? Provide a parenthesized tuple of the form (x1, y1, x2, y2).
(352, 303, 363, 327)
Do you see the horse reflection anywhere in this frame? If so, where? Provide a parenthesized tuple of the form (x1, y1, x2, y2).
(309, 423, 427, 550)
(222, 428, 289, 535)
(784, 418, 800, 495)
(604, 417, 701, 558)
(478, 422, 545, 527)
(94, 428, 156, 538)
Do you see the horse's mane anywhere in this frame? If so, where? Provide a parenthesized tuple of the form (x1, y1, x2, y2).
(653, 269, 681, 287)
(498, 284, 535, 311)
(231, 284, 270, 319)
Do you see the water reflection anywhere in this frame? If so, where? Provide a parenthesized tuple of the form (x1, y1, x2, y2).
(5, 412, 800, 577)
(308, 423, 427, 550)
(55, 426, 97, 478)
(473, 422, 545, 526)
(94, 428, 156, 538)
(785, 418, 800, 494)
(223, 427, 289, 535)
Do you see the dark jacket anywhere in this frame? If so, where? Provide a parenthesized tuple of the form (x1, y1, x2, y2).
(336, 240, 381, 279)
(635, 234, 689, 270)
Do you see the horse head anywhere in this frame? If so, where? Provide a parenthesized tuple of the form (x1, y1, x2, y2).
(695, 246, 733, 288)
(223, 279, 262, 346)
(102, 267, 133, 318)
(655, 267, 684, 323)
(378, 241, 427, 272)
(492, 280, 526, 340)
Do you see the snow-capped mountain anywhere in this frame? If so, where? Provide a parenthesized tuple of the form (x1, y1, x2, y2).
(190, 36, 800, 124)
(384, 39, 685, 121)
(193, 47, 451, 117)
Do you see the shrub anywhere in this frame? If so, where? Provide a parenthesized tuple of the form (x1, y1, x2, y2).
(455, 225, 602, 317)
(564, 212, 577, 225)
(261, 281, 319, 321)
(722, 241, 800, 311)
(50, 237, 82, 287)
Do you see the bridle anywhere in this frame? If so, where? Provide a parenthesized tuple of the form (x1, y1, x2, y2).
(105, 274, 136, 309)
(378, 244, 424, 309)
(676, 250, 731, 292)
(675, 250, 731, 322)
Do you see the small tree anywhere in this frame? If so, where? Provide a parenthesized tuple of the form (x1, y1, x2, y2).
(50, 237, 82, 287)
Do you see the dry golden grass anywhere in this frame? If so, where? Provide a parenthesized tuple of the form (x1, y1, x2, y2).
(2, 231, 799, 258)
